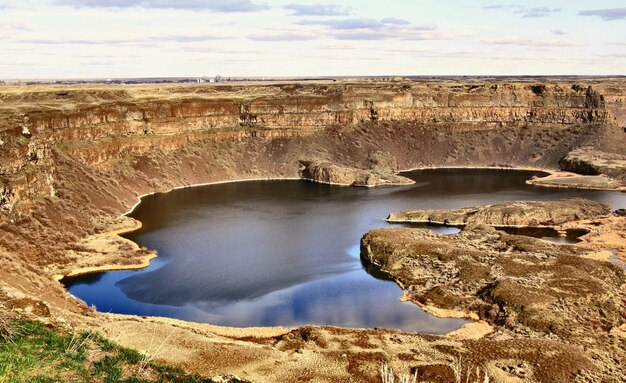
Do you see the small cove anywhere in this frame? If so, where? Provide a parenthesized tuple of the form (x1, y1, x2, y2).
(64, 169, 626, 333)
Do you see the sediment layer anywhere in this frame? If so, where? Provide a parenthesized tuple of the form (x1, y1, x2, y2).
(1, 78, 624, 211)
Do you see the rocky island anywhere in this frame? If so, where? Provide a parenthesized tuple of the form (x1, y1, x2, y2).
(300, 152, 415, 186)
(387, 198, 612, 227)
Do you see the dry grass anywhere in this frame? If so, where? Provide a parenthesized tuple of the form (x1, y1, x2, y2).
(0, 308, 15, 342)
(381, 358, 490, 383)
(380, 363, 417, 383)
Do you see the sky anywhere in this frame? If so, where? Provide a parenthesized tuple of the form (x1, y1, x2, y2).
(0, 0, 625, 79)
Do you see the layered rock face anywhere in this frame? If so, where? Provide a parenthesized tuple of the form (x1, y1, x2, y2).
(0, 79, 624, 266)
(0, 79, 620, 212)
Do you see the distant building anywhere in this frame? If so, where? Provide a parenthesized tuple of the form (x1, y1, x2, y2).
(214, 75, 222, 83)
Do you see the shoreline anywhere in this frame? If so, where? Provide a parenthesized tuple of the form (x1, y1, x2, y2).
(122, 176, 303, 216)
(300, 177, 416, 188)
(56, 166, 624, 340)
(52, 218, 156, 281)
(400, 165, 626, 192)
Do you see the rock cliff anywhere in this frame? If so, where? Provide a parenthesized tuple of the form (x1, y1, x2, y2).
(0, 79, 623, 214)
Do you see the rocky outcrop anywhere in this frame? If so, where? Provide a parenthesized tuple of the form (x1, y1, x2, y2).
(528, 173, 623, 190)
(387, 198, 612, 227)
(300, 152, 414, 187)
(361, 223, 626, 382)
(559, 147, 626, 181)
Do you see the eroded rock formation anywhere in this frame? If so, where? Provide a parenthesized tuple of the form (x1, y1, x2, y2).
(300, 152, 414, 186)
(387, 198, 612, 227)
(1, 79, 623, 212)
(559, 147, 626, 181)
(361, 222, 626, 382)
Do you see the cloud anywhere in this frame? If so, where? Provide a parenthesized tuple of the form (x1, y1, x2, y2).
(283, 3, 351, 16)
(483, 4, 562, 18)
(0, 20, 32, 31)
(381, 17, 411, 25)
(0, 20, 32, 38)
(520, 7, 562, 18)
(297, 18, 385, 30)
(594, 52, 626, 58)
(297, 17, 434, 31)
(55, 0, 270, 12)
(19, 33, 230, 45)
(248, 32, 318, 41)
(551, 29, 565, 35)
(482, 36, 579, 47)
(381, 48, 475, 59)
(334, 29, 455, 41)
(247, 16, 449, 42)
(579, 8, 626, 21)
(291, 17, 445, 41)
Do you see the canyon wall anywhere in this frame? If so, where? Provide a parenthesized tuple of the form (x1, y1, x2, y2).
(0, 79, 624, 265)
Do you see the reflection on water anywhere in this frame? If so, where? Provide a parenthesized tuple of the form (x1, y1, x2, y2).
(64, 169, 625, 333)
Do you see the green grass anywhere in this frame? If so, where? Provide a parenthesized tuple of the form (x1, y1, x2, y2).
(0, 319, 223, 383)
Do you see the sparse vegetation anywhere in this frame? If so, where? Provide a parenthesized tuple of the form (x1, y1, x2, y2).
(381, 359, 490, 383)
(380, 363, 417, 383)
(0, 309, 16, 343)
(0, 317, 229, 383)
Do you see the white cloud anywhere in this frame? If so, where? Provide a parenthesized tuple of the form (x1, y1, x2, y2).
(482, 36, 579, 48)
(483, 4, 562, 18)
(579, 8, 626, 21)
(55, 0, 270, 12)
(283, 3, 351, 16)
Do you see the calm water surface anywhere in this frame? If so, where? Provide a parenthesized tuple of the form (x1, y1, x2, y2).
(65, 169, 626, 333)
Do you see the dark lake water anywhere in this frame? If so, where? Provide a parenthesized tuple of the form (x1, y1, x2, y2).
(64, 169, 626, 333)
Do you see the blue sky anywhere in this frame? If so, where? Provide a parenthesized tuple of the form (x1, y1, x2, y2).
(0, 0, 624, 78)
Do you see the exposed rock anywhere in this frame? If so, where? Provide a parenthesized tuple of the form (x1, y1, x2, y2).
(0, 79, 623, 208)
(616, 209, 626, 217)
(21, 125, 31, 137)
(361, 223, 626, 381)
(368, 151, 398, 173)
(0, 185, 13, 212)
(387, 198, 612, 227)
(299, 154, 415, 187)
(528, 173, 623, 190)
(559, 147, 626, 182)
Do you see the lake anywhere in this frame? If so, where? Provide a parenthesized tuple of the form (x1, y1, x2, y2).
(64, 169, 625, 333)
